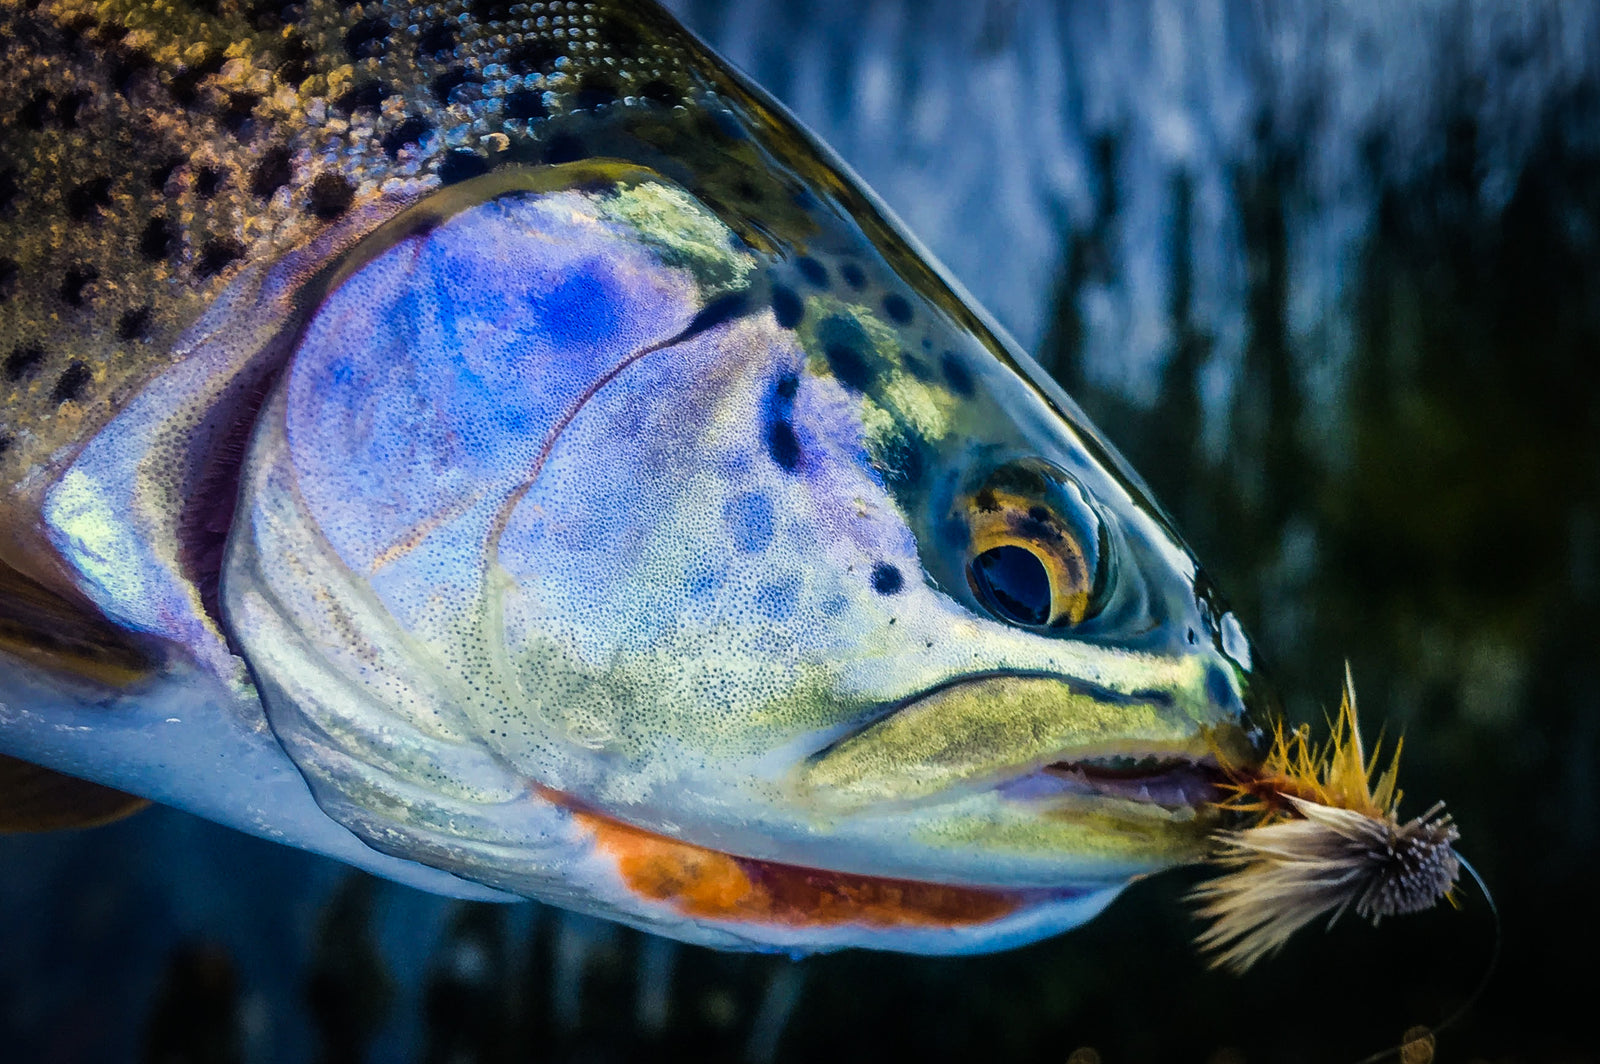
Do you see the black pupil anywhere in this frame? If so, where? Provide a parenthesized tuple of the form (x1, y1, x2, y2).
(971, 545, 1052, 626)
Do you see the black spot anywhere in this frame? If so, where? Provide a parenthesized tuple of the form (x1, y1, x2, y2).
(882, 293, 913, 325)
(381, 116, 432, 158)
(903, 351, 935, 382)
(65, 177, 113, 221)
(4, 344, 44, 381)
(770, 284, 803, 329)
(430, 66, 480, 104)
(437, 149, 490, 186)
(0, 170, 17, 213)
(308, 173, 355, 219)
(875, 429, 927, 488)
(0, 434, 11, 459)
(638, 79, 678, 106)
(344, 17, 390, 60)
(940, 350, 975, 397)
(168, 49, 224, 106)
(19, 92, 54, 130)
(870, 562, 904, 595)
(824, 342, 874, 393)
(277, 33, 315, 84)
(415, 23, 457, 62)
(195, 239, 244, 279)
(766, 416, 802, 473)
(468, 0, 517, 22)
(680, 291, 748, 341)
(222, 92, 262, 136)
(250, 145, 293, 199)
(334, 80, 388, 113)
(504, 90, 546, 120)
(150, 155, 185, 192)
(795, 256, 828, 287)
(247, 0, 302, 31)
(818, 314, 879, 393)
(543, 132, 584, 165)
(56, 90, 90, 129)
(841, 261, 867, 289)
(111, 49, 154, 97)
(0, 258, 16, 300)
(194, 166, 224, 199)
(595, 15, 643, 53)
(733, 178, 761, 203)
(508, 38, 562, 77)
(50, 361, 91, 404)
(764, 373, 802, 473)
(575, 78, 619, 110)
(116, 305, 152, 341)
(59, 266, 98, 307)
(139, 217, 176, 261)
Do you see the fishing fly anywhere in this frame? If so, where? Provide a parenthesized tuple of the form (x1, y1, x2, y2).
(1190, 665, 1465, 973)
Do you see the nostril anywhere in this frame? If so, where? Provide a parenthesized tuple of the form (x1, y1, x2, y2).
(1204, 663, 1235, 712)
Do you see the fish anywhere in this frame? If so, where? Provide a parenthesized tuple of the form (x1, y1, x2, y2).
(0, 0, 1270, 954)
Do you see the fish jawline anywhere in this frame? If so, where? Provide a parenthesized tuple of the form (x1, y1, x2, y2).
(539, 785, 1083, 934)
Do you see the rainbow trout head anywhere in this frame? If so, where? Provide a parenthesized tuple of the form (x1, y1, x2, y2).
(6, 1, 1269, 953)
(216, 170, 1267, 950)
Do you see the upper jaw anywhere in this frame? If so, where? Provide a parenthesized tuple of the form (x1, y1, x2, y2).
(792, 665, 1258, 818)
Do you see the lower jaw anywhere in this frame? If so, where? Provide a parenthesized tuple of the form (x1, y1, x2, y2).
(537, 791, 1069, 932)
(544, 790, 1173, 935)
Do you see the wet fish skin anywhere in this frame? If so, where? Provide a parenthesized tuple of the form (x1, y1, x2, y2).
(0, 0, 1269, 954)
(0, 0, 738, 587)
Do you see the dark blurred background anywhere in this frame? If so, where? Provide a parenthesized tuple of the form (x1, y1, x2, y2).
(4, 1, 1598, 1061)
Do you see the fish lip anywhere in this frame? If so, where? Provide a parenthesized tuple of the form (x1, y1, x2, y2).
(999, 755, 1230, 811)
(813, 667, 1176, 760)
(804, 669, 1237, 815)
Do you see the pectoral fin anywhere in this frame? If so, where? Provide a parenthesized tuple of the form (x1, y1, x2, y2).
(0, 754, 150, 833)
(0, 558, 157, 690)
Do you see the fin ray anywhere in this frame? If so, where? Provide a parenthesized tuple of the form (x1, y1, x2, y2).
(0, 753, 150, 833)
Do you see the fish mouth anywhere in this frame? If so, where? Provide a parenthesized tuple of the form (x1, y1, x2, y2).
(796, 670, 1248, 817)
(549, 676, 1241, 933)
(998, 753, 1229, 811)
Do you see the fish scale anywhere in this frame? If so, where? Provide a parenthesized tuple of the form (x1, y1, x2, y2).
(0, 0, 721, 523)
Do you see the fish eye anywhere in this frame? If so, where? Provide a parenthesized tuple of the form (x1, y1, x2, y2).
(960, 460, 1108, 630)
(970, 544, 1054, 626)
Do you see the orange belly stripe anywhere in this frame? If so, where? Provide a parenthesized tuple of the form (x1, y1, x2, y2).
(560, 801, 1029, 930)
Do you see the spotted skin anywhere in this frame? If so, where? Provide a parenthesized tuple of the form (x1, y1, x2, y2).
(0, 0, 1271, 953)
(0, 0, 792, 575)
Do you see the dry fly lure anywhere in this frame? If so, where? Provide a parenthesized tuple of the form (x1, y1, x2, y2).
(1190, 666, 1463, 974)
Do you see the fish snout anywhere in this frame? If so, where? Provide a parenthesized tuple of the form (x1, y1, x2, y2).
(794, 629, 1272, 835)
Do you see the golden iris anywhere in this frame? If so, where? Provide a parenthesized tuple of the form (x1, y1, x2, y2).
(961, 460, 1104, 629)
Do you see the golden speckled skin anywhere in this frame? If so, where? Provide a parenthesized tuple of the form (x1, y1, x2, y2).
(0, 0, 742, 588)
